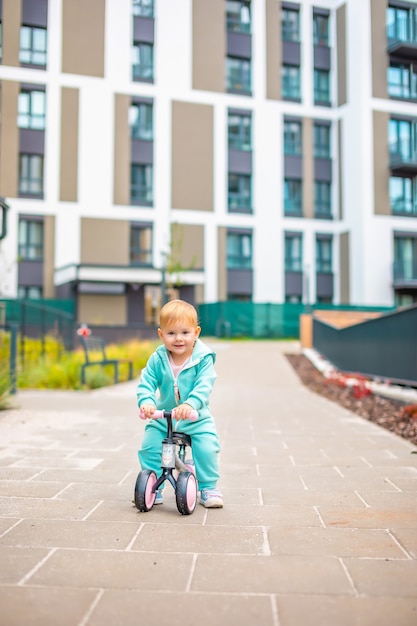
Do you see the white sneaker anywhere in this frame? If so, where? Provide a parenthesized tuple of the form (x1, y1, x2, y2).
(200, 488, 223, 508)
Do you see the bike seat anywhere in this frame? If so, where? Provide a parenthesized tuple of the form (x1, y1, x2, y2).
(172, 432, 192, 447)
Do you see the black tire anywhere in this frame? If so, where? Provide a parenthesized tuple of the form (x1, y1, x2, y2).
(175, 471, 197, 515)
(134, 469, 157, 512)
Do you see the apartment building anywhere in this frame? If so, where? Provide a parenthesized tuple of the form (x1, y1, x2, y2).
(0, 0, 416, 327)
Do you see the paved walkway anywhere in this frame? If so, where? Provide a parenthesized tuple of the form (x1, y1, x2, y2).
(0, 340, 416, 626)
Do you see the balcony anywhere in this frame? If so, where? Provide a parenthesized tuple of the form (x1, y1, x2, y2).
(387, 22, 417, 58)
(393, 261, 417, 289)
(389, 145, 417, 175)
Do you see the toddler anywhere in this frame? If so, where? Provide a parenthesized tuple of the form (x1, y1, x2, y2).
(137, 299, 223, 508)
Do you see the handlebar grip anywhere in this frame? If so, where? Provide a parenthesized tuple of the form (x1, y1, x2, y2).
(139, 408, 198, 421)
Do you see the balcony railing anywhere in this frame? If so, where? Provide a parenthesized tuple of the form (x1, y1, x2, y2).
(389, 143, 417, 175)
(393, 261, 417, 286)
(387, 20, 417, 58)
(228, 193, 252, 211)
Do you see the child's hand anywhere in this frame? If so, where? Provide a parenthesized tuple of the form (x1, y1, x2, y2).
(174, 403, 194, 420)
(140, 404, 156, 419)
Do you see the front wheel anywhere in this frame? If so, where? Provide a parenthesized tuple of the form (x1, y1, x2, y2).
(176, 471, 197, 515)
(134, 469, 157, 512)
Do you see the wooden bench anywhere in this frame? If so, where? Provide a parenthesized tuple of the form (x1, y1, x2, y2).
(80, 335, 133, 385)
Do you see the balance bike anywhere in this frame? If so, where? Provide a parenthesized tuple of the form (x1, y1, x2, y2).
(134, 409, 198, 515)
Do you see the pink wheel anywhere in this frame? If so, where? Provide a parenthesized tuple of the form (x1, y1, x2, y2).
(176, 471, 197, 515)
(134, 470, 157, 512)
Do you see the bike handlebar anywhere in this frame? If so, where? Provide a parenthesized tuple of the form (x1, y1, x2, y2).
(139, 408, 198, 422)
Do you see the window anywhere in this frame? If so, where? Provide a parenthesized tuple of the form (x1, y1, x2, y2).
(226, 57, 251, 93)
(387, 5, 417, 43)
(228, 174, 252, 211)
(18, 285, 43, 299)
(18, 90, 46, 130)
(18, 219, 43, 260)
(388, 63, 417, 100)
(228, 112, 251, 150)
(389, 118, 417, 161)
(226, 1, 251, 33)
(284, 120, 302, 156)
(132, 0, 154, 17)
(282, 65, 301, 100)
(227, 231, 252, 269)
(129, 102, 153, 140)
(19, 155, 43, 195)
(389, 176, 417, 215)
(314, 123, 331, 158)
(314, 181, 332, 217)
(314, 69, 330, 105)
(394, 236, 416, 280)
(284, 179, 302, 214)
(131, 164, 153, 203)
(285, 234, 302, 271)
(19, 26, 47, 66)
(313, 13, 329, 46)
(316, 237, 332, 272)
(282, 8, 300, 42)
(132, 42, 154, 81)
(130, 225, 153, 265)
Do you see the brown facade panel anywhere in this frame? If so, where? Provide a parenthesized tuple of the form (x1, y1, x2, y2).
(0, 80, 19, 198)
(62, 0, 105, 77)
(302, 117, 313, 218)
(169, 223, 204, 270)
(43, 215, 55, 298)
(171, 101, 214, 211)
(60, 87, 79, 202)
(336, 4, 347, 107)
(371, 0, 388, 99)
(265, 0, 281, 100)
(80, 218, 129, 265)
(78, 294, 127, 325)
(339, 231, 350, 304)
(2, 0, 21, 67)
(217, 226, 227, 301)
(373, 110, 390, 216)
(114, 94, 130, 206)
(192, 0, 225, 93)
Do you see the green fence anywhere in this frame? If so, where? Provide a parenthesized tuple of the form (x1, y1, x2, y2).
(0, 299, 75, 352)
(197, 302, 395, 339)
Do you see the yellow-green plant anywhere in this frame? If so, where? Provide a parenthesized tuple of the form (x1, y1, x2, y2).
(15, 336, 157, 390)
(0, 360, 12, 409)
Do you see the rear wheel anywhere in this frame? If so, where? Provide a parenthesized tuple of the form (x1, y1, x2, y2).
(134, 469, 157, 512)
(176, 471, 197, 515)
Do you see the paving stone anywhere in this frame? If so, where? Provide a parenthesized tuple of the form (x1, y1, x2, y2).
(130, 523, 266, 555)
(267, 527, 407, 558)
(191, 554, 354, 594)
(276, 595, 417, 626)
(87, 590, 276, 626)
(319, 506, 417, 529)
(0, 586, 97, 626)
(343, 557, 417, 596)
(0, 518, 140, 549)
(28, 548, 194, 590)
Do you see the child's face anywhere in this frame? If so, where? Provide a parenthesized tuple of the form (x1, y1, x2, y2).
(158, 319, 201, 362)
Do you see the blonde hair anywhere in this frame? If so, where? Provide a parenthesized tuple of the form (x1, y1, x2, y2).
(159, 299, 199, 329)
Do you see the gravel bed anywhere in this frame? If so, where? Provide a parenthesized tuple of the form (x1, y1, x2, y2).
(286, 354, 417, 448)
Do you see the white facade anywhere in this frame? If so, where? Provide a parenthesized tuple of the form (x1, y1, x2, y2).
(0, 0, 416, 316)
